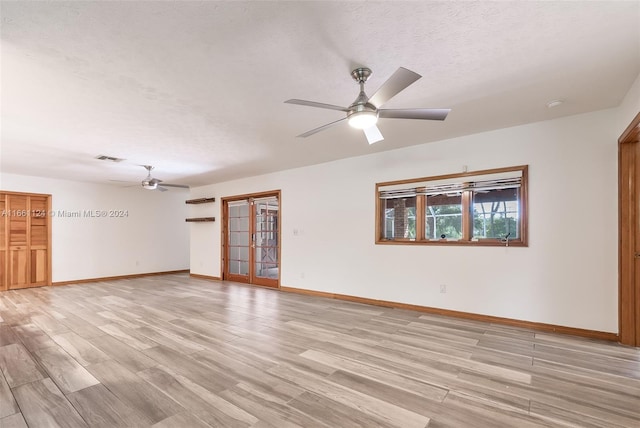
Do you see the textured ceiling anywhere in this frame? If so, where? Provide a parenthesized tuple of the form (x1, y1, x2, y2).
(1, 1, 639, 186)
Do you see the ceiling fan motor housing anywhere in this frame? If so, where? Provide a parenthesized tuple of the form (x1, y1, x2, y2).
(348, 93, 377, 129)
(141, 179, 157, 190)
(348, 101, 376, 115)
(350, 67, 372, 84)
(347, 67, 378, 128)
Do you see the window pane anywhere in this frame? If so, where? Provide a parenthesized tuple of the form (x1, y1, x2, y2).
(255, 262, 279, 278)
(472, 188, 519, 239)
(425, 194, 462, 240)
(229, 261, 249, 275)
(228, 246, 249, 262)
(229, 246, 239, 260)
(382, 197, 416, 240)
(239, 216, 249, 231)
(229, 231, 249, 246)
(240, 246, 249, 261)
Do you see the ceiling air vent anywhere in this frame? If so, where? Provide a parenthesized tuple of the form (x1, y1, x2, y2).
(95, 155, 125, 162)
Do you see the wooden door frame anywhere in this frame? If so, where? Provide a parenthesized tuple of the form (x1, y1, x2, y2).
(221, 190, 281, 288)
(619, 112, 640, 346)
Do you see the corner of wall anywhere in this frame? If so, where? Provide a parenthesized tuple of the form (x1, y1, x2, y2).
(618, 71, 640, 133)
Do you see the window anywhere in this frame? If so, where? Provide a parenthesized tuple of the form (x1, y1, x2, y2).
(382, 196, 417, 240)
(376, 165, 528, 246)
(472, 188, 520, 240)
(426, 193, 462, 240)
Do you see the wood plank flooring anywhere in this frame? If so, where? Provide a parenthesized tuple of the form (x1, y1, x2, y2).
(0, 274, 638, 427)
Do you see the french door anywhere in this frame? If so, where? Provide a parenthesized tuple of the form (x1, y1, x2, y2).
(223, 192, 280, 288)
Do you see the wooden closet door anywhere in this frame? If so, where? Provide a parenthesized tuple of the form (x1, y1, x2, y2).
(30, 196, 49, 286)
(0, 192, 51, 291)
(7, 194, 29, 289)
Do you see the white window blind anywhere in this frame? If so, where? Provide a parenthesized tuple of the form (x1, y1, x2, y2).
(379, 170, 522, 199)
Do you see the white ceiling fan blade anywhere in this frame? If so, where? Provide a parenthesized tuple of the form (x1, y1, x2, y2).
(367, 67, 422, 108)
(378, 108, 450, 120)
(285, 99, 348, 112)
(161, 183, 190, 189)
(363, 125, 384, 144)
(297, 117, 347, 138)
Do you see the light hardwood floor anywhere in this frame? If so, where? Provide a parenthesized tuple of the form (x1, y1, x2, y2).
(0, 274, 638, 427)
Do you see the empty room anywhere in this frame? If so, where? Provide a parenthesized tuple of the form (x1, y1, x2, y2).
(1, 1, 639, 427)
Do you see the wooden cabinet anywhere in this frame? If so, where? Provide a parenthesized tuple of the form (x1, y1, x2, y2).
(0, 192, 51, 291)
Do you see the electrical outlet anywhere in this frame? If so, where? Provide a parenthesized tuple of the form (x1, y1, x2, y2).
(440, 284, 447, 293)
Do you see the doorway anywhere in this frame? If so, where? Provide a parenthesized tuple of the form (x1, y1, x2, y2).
(619, 112, 640, 346)
(222, 191, 280, 288)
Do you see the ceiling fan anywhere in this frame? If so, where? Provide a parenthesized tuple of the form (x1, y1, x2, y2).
(139, 165, 189, 192)
(285, 67, 450, 144)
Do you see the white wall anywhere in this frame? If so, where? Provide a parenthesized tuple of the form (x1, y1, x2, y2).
(617, 71, 640, 133)
(191, 108, 620, 333)
(0, 173, 189, 282)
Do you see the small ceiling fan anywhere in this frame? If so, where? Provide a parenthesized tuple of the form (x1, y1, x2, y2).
(139, 165, 189, 192)
(285, 67, 450, 144)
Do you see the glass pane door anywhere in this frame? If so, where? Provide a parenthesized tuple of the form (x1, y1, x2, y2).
(223, 193, 280, 287)
(252, 197, 279, 286)
(227, 201, 250, 280)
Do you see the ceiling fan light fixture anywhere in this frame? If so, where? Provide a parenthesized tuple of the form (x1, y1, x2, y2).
(142, 180, 157, 190)
(348, 111, 378, 129)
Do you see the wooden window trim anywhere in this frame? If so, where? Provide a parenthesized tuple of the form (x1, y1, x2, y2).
(376, 165, 528, 247)
(461, 187, 472, 241)
(416, 192, 426, 241)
